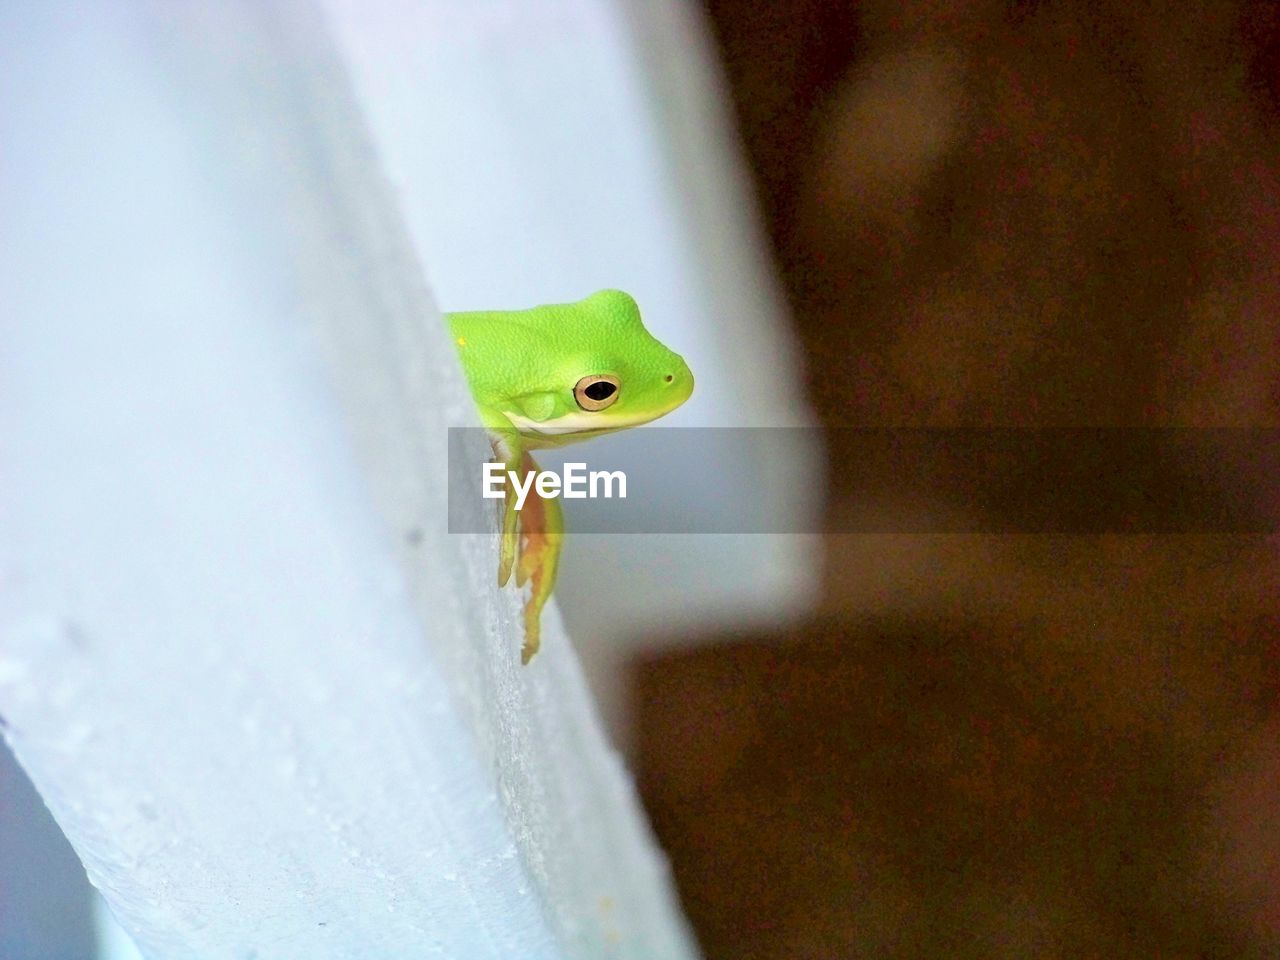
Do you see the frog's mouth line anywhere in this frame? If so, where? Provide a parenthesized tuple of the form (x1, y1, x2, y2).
(503, 408, 679, 441)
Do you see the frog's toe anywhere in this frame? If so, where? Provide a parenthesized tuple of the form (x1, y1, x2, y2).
(498, 530, 516, 586)
(497, 488, 519, 586)
(515, 528, 538, 588)
(520, 612, 541, 665)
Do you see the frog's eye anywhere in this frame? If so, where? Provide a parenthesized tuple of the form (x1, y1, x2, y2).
(574, 374, 620, 411)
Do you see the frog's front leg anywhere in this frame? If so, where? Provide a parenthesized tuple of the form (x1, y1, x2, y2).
(497, 467, 520, 588)
(488, 435, 522, 588)
(513, 451, 563, 664)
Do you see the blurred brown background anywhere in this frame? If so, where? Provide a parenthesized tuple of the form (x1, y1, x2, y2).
(633, 2, 1280, 957)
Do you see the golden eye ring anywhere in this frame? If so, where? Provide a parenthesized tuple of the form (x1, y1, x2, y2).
(574, 374, 620, 411)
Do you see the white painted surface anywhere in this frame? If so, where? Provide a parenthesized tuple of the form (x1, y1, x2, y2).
(0, 2, 697, 957)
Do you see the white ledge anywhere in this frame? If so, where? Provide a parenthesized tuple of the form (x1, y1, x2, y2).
(0, 2, 697, 957)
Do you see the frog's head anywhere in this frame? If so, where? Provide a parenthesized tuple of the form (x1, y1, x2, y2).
(531, 289, 694, 442)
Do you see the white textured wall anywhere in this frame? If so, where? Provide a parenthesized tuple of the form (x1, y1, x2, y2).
(0, 2, 697, 957)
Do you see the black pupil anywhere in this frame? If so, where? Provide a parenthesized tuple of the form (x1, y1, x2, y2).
(584, 381, 616, 401)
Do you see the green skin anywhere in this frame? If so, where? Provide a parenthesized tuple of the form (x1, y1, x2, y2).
(446, 289, 694, 663)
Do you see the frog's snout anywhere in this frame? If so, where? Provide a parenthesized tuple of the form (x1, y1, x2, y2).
(664, 357, 695, 407)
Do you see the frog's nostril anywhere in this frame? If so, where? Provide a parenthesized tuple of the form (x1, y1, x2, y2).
(664, 374, 674, 383)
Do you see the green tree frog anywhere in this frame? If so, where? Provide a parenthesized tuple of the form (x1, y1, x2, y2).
(446, 289, 694, 664)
